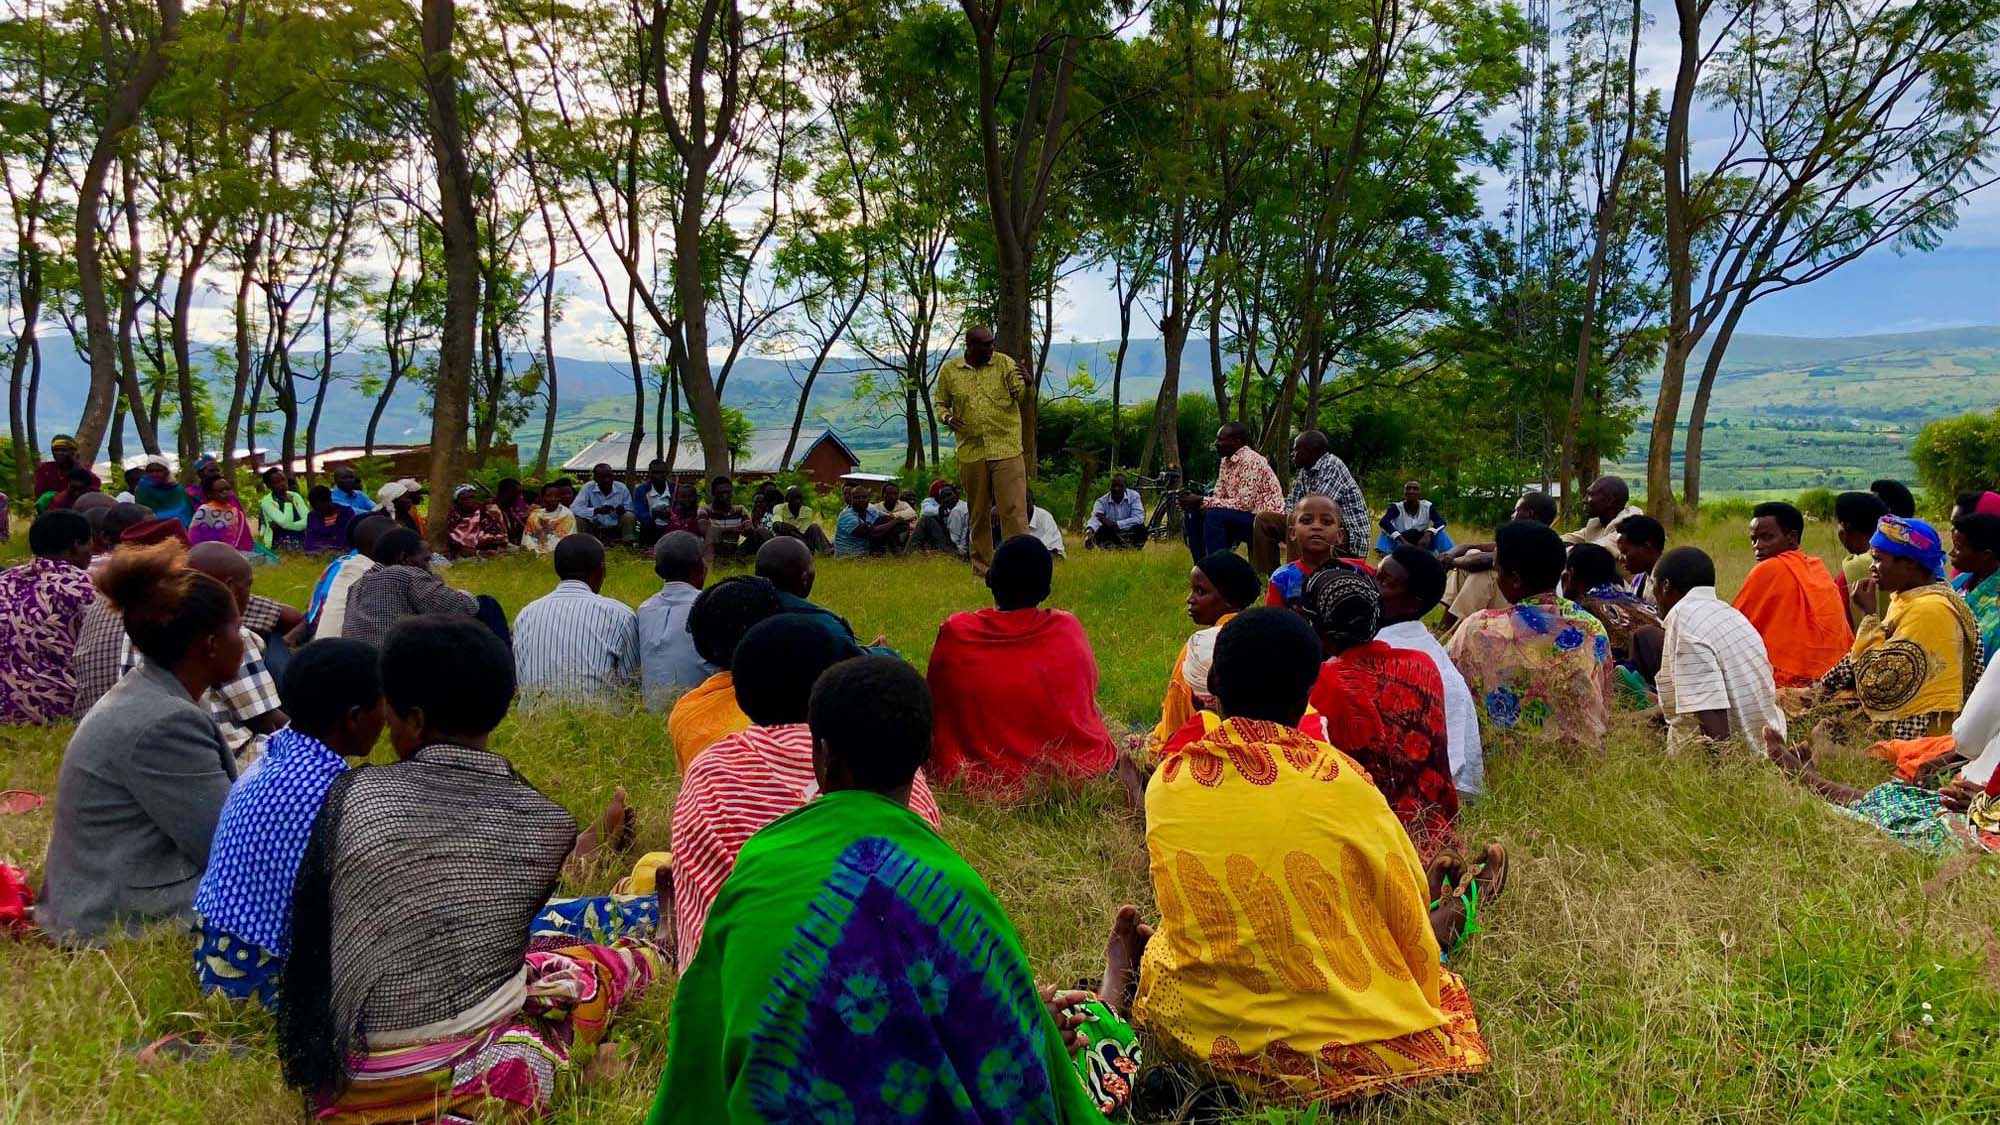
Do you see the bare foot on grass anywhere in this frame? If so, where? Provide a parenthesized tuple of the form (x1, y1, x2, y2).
(1762, 725, 1812, 779)
(570, 786, 634, 869)
(1116, 755, 1149, 815)
(1100, 904, 1153, 1012)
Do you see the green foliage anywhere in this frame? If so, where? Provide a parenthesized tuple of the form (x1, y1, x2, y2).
(1910, 410, 2000, 499)
(1796, 487, 1836, 522)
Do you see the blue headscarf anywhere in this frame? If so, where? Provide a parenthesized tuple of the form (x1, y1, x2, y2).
(1870, 515, 1946, 580)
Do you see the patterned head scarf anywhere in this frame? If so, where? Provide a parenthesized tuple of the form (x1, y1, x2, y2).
(452, 484, 478, 500)
(1871, 515, 1946, 579)
(50, 435, 77, 453)
(1301, 565, 1381, 650)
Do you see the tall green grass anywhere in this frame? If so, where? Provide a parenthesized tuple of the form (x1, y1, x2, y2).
(1, 518, 1996, 1122)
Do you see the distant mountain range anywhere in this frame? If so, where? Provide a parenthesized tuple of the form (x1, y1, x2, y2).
(28, 325, 2000, 488)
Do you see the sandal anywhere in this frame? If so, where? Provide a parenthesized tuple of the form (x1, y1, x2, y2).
(0, 790, 47, 816)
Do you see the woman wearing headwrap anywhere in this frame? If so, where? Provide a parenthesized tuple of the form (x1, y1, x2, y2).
(442, 484, 509, 557)
(186, 476, 257, 552)
(132, 459, 192, 526)
(1300, 566, 1465, 864)
(1818, 515, 1984, 739)
(926, 535, 1115, 796)
(1144, 551, 1263, 756)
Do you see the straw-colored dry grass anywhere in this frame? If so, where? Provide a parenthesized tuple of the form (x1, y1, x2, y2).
(1, 518, 1997, 1123)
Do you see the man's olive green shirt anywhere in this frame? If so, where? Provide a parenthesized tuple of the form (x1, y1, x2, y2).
(936, 351, 1025, 462)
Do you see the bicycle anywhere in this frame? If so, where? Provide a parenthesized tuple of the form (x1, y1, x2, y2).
(1124, 469, 1208, 543)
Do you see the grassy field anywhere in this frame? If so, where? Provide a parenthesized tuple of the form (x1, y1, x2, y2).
(2, 517, 1999, 1123)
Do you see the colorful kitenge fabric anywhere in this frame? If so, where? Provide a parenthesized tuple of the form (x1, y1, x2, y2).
(1872, 516, 1947, 579)
(0, 556, 97, 724)
(531, 894, 662, 946)
(194, 728, 350, 978)
(1135, 717, 1488, 1103)
(1821, 584, 1983, 732)
(1068, 997, 1141, 1116)
(316, 938, 663, 1125)
(1309, 641, 1461, 861)
(188, 501, 255, 551)
(1835, 782, 2000, 856)
(650, 789, 1106, 1124)
(195, 919, 284, 1006)
(1577, 582, 1661, 666)
(1951, 569, 2000, 667)
(1446, 593, 1612, 744)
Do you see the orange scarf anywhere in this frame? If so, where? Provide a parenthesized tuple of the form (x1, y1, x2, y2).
(1732, 551, 1852, 686)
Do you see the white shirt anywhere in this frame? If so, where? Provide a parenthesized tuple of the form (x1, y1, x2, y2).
(315, 555, 376, 640)
(1027, 506, 1066, 557)
(1563, 504, 1645, 560)
(513, 579, 641, 703)
(1377, 619, 1485, 797)
(947, 504, 970, 551)
(1657, 586, 1786, 753)
(1951, 660, 2000, 787)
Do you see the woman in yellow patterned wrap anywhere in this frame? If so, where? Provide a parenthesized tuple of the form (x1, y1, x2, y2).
(1111, 608, 1493, 1105)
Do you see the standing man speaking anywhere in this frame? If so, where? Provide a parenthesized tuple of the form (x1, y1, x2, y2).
(937, 326, 1029, 575)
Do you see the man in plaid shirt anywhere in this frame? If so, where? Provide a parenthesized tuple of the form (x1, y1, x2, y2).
(1251, 430, 1372, 572)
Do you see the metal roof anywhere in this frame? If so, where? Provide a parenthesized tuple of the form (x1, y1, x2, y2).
(559, 427, 859, 475)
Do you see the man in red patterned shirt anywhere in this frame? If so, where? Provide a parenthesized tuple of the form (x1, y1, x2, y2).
(1180, 421, 1284, 560)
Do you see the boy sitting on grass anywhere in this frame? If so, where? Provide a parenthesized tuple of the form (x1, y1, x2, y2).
(1266, 494, 1371, 609)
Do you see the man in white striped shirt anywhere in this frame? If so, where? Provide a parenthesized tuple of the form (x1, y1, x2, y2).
(1653, 546, 1785, 753)
(513, 534, 641, 704)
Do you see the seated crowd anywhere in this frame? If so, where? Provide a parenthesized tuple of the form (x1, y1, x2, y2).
(7, 455, 2000, 1123)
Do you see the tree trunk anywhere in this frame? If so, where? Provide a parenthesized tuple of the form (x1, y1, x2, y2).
(222, 217, 265, 475)
(173, 228, 215, 467)
(532, 217, 559, 480)
(71, 0, 182, 459)
(665, 329, 684, 471)
(1648, 0, 1703, 523)
(115, 161, 160, 455)
(8, 260, 40, 497)
(997, 260, 1035, 471)
(1682, 297, 1747, 514)
(422, 0, 479, 548)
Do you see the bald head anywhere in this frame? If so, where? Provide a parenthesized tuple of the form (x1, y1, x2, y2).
(755, 534, 816, 598)
(186, 541, 253, 610)
(1585, 475, 1630, 521)
(653, 529, 708, 588)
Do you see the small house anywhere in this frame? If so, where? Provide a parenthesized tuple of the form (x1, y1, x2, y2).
(559, 427, 861, 488)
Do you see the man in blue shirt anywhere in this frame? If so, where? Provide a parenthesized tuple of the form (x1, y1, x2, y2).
(574, 462, 636, 543)
(633, 459, 676, 545)
(328, 467, 376, 514)
(1083, 473, 1147, 550)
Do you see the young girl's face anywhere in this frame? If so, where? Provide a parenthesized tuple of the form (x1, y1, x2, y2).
(1291, 497, 1341, 558)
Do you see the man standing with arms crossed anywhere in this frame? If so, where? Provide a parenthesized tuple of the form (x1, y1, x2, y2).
(937, 326, 1029, 575)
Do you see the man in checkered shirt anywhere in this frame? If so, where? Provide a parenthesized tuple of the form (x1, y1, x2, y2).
(81, 543, 288, 761)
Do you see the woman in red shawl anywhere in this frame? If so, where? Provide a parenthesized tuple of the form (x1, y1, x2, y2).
(926, 534, 1115, 796)
(1301, 565, 1462, 862)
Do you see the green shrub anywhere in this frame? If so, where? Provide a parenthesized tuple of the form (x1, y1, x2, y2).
(1910, 410, 2000, 499)
(1796, 487, 1836, 522)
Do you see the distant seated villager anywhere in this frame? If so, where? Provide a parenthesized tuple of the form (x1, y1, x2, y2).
(639, 531, 714, 708)
(911, 481, 965, 554)
(832, 484, 906, 556)
(1119, 608, 1491, 1106)
(1818, 515, 1982, 739)
(514, 534, 641, 704)
(670, 615, 939, 971)
(300, 486, 354, 555)
(1375, 479, 1453, 556)
(867, 482, 919, 552)
(341, 528, 509, 648)
(927, 535, 1115, 795)
(1447, 520, 1612, 743)
(38, 542, 242, 944)
(1026, 492, 1068, 557)
(1438, 491, 1557, 630)
(652, 654, 1106, 1123)
(1613, 513, 1667, 604)
(442, 484, 510, 557)
(300, 513, 391, 643)
(1732, 501, 1853, 686)
(1300, 567, 1461, 861)
(258, 468, 308, 552)
(668, 575, 784, 770)
(522, 481, 579, 554)
(0, 511, 97, 724)
(187, 475, 256, 552)
(700, 475, 769, 558)
(769, 484, 831, 553)
(1832, 491, 1891, 626)
(1561, 476, 1644, 559)
(191, 639, 385, 1006)
(1649, 547, 1785, 754)
(1182, 422, 1285, 560)
(1146, 550, 1263, 756)
(277, 616, 663, 1123)
(1950, 513, 2000, 666)
(1562, 542, 1662, 681)
(576, 461, 637, 542)
(1084, 473, 1148, 549)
